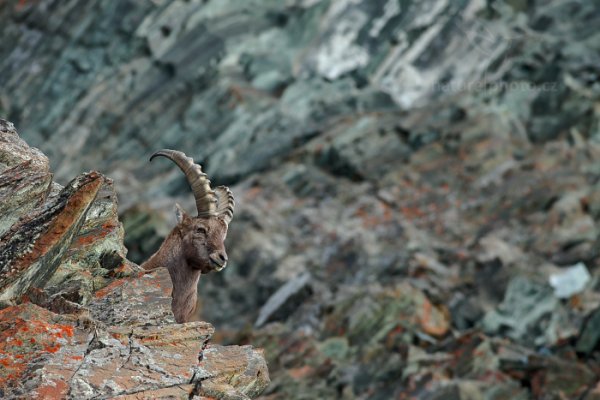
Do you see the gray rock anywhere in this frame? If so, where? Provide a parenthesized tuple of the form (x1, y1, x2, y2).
(482, 277, 570, 346)
(576, 306, 600, 355)
(255, 272, 312, 328)
(549, 262, 591, 299)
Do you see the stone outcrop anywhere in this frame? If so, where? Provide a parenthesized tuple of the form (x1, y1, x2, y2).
(0, 121, 269, 399)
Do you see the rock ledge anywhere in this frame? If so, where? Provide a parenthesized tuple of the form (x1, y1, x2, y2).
(0, 120, 269, 399)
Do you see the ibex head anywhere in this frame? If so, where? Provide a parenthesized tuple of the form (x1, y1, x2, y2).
(142, 149, 235, 323)
(173, 203, 230, 273)
(149, 149, 235, 273)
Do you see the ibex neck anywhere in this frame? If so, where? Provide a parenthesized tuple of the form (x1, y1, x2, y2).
(141, 230, 181, 270)
(140, 229, 201, 323)
(168, 265, 201, 323)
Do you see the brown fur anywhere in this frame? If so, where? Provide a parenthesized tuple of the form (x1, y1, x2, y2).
(141, 206, 229, 323)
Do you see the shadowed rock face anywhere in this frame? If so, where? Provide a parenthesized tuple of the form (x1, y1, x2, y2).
(0, 122, 270, 399)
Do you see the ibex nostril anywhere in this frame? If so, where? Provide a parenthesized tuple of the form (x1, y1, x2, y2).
(209, 252, 227, 266)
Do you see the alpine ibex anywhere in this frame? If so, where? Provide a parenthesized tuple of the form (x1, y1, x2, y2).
(141, 150, 234, 323)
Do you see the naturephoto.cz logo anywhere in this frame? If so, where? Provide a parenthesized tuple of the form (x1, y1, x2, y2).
(431, 17, 559, 94)
(433, 80, 559, 94)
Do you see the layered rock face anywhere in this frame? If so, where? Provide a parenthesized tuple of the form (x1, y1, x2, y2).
(2, 0, 597, 196)
(1, 0, 600, 399)
(0, 121, 269, 399)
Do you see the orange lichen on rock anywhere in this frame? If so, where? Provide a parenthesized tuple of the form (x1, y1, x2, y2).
(0, 304, 81, 387)
(93, 278, 127, 298)
(35, 378, 69, 399)
(75, 234, 96, 246)
(55, 324, 74, 338)
(76, 221, 117, 246)
(400, 205, 425, 219)
(418, 297, 450, 337)
(43, 343, 61, 353)
(287, 365, 315, 380)
(354, 202, 395, 228)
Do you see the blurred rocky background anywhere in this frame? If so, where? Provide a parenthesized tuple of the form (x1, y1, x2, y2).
(1, 0, 600, 398)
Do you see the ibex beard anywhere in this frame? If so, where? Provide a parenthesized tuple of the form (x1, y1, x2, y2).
(140, 149, 234, 323)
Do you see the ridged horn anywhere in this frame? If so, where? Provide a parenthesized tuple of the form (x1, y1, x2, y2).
(150, 149, 217, 216)
(214, 186, 235, 225)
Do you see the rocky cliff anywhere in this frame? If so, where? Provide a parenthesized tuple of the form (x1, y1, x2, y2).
(3, 0, 598, 197)
(0, 120, 269, 399)
(1, 0, 600, 399)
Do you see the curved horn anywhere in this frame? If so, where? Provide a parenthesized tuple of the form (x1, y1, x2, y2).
(150, 149, 217, 216)
(214, 186, 235, 225)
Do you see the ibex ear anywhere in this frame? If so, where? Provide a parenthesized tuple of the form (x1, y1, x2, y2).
(174, 203, 190, 225)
